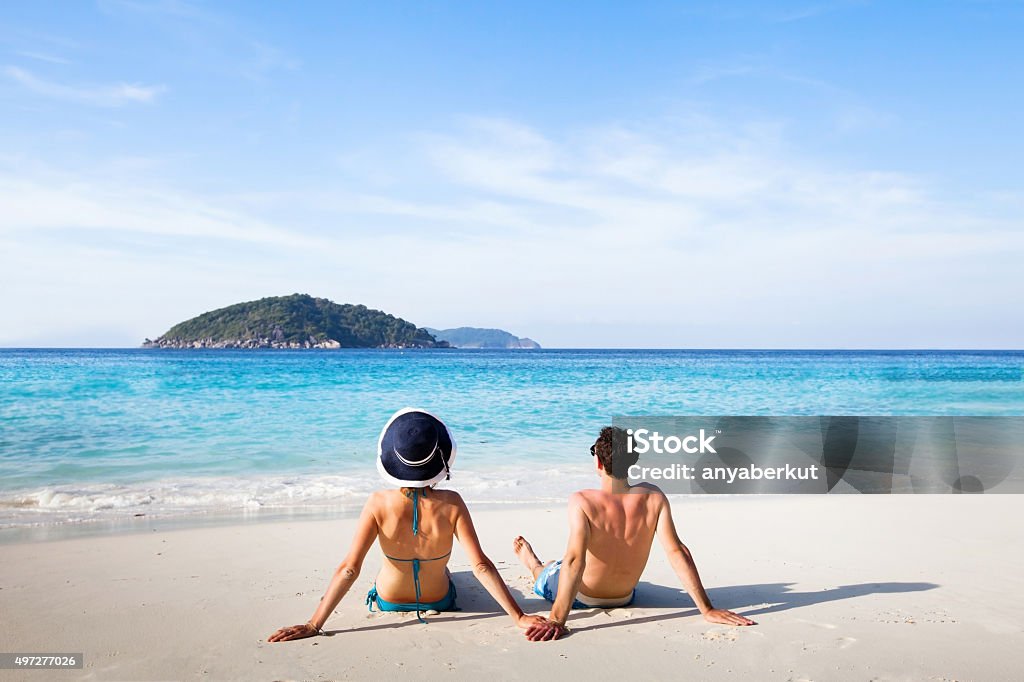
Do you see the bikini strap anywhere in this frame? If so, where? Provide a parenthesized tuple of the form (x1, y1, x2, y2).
(412, 488, 420, 536)
(410, 489, 424, 621)
(379, 550, 452, 624)
(411, 558, 425, 623)
(384, 488, 446, 623)
(383, 550, 451, 563)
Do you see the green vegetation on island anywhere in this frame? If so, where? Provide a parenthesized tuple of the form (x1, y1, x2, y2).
(144, 294, 447, 349)
(424, 327, 541, 349)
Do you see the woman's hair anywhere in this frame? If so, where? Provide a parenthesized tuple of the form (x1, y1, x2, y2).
(400, 486, 432, 497)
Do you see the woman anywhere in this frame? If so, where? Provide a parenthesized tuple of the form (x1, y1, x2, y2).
(268, 408, 555, 641)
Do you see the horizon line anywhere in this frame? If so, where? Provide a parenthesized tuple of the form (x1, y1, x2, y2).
(1, 346, 1022, 353)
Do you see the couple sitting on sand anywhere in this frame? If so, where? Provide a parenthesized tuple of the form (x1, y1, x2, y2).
(268, 408, 755, 643)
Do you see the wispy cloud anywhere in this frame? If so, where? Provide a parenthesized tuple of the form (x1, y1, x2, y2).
(678, 1, 865, 23)
(769, 0, 867, 23)
(690, 62, 760, 85)
(239, 40, 300, 82)
(0, 169, 321, 250)
(14, 50, 71, 65)
(97, 0, 299, 81)
(688, 59, 895, 133)
(96, 0, 215, 22)
(406, 116, 997, 247)
(3, 66, 165, 106)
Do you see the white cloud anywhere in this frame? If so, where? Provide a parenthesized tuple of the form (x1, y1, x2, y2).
(0, 172, 325, 251)
(3, 66, 165, 106)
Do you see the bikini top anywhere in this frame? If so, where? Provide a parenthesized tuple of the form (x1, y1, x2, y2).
(382, 488, 452, 563)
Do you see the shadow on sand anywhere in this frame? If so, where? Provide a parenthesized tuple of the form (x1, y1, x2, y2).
(324, 572, 938, 636)
(323, 571, 513, 635)
(569, 580, 939, 633)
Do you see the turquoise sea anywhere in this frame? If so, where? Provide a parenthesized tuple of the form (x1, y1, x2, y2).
(1, 349, 1022, 529)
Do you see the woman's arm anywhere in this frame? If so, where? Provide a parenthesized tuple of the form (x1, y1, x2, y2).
(268, 495, 380, 642)
(452, 494, 548, 631)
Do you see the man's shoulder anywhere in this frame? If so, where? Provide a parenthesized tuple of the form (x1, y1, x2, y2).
(569, 485, 667, 513)
(568, 488, 602, 504)
(571, 483, 667, 497)
(632, 482, 668, 499)
(567, 489, 604, 515)
(633, 484, 670, 515)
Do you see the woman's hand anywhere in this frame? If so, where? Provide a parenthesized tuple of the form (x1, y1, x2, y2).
(523, 617, 567, 642)
(515, 613, 549, 629)
(267, 623, 319, 642)
(703, 608, 756, 626)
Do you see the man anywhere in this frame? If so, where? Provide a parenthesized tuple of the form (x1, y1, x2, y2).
(516, 426, 756, 641)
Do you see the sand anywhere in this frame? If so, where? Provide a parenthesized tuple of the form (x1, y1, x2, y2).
(1, 495, 1022, 681)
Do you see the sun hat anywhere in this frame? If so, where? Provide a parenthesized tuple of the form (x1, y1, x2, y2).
(376, 408, 457, 488)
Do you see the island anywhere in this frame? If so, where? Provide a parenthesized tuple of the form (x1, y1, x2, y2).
(143, 294, 448, 349)
(424, 327, 541, 349)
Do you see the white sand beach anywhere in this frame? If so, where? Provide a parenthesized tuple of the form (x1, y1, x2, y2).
(1, 495, 1022, 681)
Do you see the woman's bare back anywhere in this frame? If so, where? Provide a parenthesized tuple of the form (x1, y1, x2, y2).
(370, 488, 458, 602)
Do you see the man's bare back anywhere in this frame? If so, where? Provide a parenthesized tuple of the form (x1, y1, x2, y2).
(513, 483, 676, 601)
(515, 427, 756, 641)
(568, 485, 662, 598)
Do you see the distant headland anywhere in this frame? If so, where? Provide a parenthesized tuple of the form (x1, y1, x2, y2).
(142, 294, 541, 350)
(425, 327, 541, 349)
(143, 294, 447, 349)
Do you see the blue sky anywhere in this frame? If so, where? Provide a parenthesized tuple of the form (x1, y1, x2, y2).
(1, 1, 1022, 347)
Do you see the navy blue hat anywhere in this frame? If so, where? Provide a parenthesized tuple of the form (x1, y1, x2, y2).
(376, 408, 457, 488)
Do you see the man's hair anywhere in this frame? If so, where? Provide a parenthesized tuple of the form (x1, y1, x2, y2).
(591, 426, 638, 479)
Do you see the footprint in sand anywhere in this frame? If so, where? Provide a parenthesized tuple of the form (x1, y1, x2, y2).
(602, 609, 632, 619)
(922, 609, 957, 624)
(794, 618, 837, 630)
(701, 628, 739, 643)
(836, 636, 857, 650)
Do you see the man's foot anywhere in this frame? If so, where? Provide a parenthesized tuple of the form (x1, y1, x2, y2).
(513, 535, 543, 577)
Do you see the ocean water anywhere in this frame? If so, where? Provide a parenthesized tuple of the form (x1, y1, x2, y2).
(1, 349, 1022, 529)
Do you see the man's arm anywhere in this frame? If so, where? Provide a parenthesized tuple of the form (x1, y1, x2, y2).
(548, 493, 591, 625)
(655, 493, 756, 626)
(268, 494, 380, 641)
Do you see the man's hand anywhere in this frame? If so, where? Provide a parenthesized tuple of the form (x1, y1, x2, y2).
(703, 608, 756, 626)
(524, 618, 568, 642)
(267, 623, 319, 642)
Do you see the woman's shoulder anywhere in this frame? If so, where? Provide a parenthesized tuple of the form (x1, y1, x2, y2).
(363, 489, 390, 512)
(367, 489, 392, 503)
(367, 488, 464, 508)
(428, 488, 465, 506)
(424, 489, 468, 518)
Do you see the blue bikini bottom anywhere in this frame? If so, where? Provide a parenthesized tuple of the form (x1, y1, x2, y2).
(366, 580, 458, 616)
